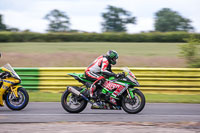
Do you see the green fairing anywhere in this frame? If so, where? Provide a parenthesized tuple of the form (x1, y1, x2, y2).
(68, 72, 137, 98)
(69, 73, 136, 86)
(68, 73, 92, 83)
(129, 88, 135, 98)
(68, 73, 84, 78)
(102, 88, 114, 94)
(80, 88, 87, 93)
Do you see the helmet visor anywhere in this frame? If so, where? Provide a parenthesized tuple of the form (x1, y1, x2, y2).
(111, 56, 118, 65)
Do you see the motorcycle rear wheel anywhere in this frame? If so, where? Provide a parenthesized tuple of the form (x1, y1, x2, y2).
(121, 89, 145, 114)
(61, 89, 88, 113)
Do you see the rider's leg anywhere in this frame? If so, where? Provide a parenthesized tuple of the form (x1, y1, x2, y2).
(85, 71, 106, 109)
(85, 71, 104, 98)
(0, 81, 12, 106)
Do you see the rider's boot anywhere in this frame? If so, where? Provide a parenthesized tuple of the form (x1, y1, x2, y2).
(109, 95, 117, 106)
(109, 95, 122, 109)
(91, 102, 100, 109)
(90, 85, 100, 109)
(90, 85, 96, 99)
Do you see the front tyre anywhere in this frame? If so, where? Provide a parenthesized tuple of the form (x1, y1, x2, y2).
(5, 87, 29, 111)
(121, 89, 145, 114)
(61, 89, 88, 113)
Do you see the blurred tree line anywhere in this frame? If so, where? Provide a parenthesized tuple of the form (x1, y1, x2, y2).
(0, 15, 20, 32)
(44, 9, 70, 32)
(42, 6, 193, 33)
(155, 8, 194, 32)
(0, 5, 198, 67)
(101, 5, 136, 32)
(0, 6, 194, 33)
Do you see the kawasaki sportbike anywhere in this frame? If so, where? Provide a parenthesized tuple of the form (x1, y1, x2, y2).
(0, 63, 29, 110)
(61, 67, 145, 114)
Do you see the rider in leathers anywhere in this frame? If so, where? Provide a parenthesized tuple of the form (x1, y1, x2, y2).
(0, 53, 11, 106)
(85, 50, 120, 105)
(0, 53, 19, 106)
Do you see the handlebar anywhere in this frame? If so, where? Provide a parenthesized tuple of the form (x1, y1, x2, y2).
(117, 72, 125, 78)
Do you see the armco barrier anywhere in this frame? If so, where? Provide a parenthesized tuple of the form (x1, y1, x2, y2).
(14, 67, 200, 95)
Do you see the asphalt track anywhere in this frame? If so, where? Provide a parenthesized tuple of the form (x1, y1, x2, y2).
(0, 102, 200, 123)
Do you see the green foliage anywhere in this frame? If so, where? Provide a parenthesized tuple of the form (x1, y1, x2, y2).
(0, 14, 7, 31)
(0, 31, 200, 42)
(180, 36, 200, 67)
(0, 14, 20, 32)
(44, 9, 70, 32)
(155, 8, 194, 32)
(101, 5, 136, 32)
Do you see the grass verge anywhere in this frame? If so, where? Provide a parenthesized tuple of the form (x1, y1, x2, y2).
(29, 91, 62, 102)
(0, 42, 182, 56)
(145, 93, 200, 103)
(0, 42, 186, 67)
(28, 91, 200, 103)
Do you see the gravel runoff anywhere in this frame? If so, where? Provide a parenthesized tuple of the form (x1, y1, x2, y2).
(0, 122, 199, 133)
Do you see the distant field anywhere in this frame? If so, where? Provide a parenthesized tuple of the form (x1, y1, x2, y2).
(0, 42, 186, 67)
(0, 42, 183, 56)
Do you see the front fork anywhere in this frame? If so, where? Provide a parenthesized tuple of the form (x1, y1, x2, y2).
(10, 85, 21, 98)
(127, 88, 135, 99)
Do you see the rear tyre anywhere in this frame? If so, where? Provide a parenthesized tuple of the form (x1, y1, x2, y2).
(5, 87, 29, 111)
(61, 89, 88, 113)
(121, 89, 145, 114)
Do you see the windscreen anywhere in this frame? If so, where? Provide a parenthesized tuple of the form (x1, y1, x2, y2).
(2, 63, 21, 80)
(121, 67, 136, 79)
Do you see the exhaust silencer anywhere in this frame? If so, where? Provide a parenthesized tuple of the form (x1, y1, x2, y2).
(67, 86, 93, 104)
(68, 86, 81, 96)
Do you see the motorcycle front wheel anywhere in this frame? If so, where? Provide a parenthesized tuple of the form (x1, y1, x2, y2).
(121, 89, 145, 114)
(5, 87, 29, 110)
(61, 89, 88, 113)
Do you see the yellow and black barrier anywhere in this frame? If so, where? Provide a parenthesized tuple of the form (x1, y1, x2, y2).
(13, 67, 200, 95)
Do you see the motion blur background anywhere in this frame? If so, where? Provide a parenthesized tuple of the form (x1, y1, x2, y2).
(0, 0, 200, 68)
(0, 0, 200, 103)
(0, 0, 200, 33)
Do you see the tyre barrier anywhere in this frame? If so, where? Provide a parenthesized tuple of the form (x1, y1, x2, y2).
(12, 67, 200, 95)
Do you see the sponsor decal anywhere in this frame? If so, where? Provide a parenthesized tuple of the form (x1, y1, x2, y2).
(103, 81, 127, 96)
(103, 81, 124, 91)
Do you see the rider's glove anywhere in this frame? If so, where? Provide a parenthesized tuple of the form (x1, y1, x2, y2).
(97, 78, 105, 85)
(115, 74, 120, 78)
(115, 74, 121, 78)
(0, 72, 11, 79)
(0, 72, 4, 78)
(116, 73, 125, 78)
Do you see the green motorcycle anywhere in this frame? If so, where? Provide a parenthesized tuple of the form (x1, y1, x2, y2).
(61, 67, 145, 114)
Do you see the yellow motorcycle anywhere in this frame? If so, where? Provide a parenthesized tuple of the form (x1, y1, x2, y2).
(0, 63, 29, 110)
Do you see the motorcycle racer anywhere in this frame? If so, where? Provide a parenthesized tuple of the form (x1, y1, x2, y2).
(0, 71, 13, 106)
(85, 50, 120, 105)
(0, 53, 21, 106)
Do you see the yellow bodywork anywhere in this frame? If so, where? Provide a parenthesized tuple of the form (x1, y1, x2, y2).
(10, 85, 22, 98)
(0, 68, 21, 106)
